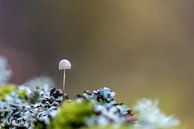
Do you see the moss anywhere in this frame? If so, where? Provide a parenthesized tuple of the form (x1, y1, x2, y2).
(0, 85, 16, 100)
(83, 125, 132, 129)
(34, 122, 47, 129)
(49, 100, 94, 129)
(17, 89, 27, 99)
(28, 91, 41, 104)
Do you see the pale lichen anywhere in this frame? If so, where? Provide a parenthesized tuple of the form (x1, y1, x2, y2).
(0, 56, 12, 84)
(133, 99, 180, 129)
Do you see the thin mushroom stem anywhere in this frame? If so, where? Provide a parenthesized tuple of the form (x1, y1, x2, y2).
(62, 70, 66, 99)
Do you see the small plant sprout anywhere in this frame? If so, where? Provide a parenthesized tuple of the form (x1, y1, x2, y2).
(59, 59, 71, 99)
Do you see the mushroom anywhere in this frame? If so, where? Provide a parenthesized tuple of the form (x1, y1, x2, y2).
(59, 59, 71, 99)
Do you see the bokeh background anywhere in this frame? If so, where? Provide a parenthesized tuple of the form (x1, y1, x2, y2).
(0, 1, 193, 128)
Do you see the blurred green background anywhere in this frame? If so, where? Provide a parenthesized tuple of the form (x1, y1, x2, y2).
(0, 1, 193, 128)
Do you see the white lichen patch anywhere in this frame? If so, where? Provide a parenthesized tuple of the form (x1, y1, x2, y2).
(133, 99, 180, 129)
(22, 76, 55, 91)
(0, 56, 12, 84)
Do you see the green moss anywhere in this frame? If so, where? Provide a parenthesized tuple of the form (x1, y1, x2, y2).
(17, 89, 27, 99)
(84, 125, 182, 129)
(49, 100, 94, 129)
(0, 85, 16, 100)
(34, 122, 47, 129)
(28, 91, 41, 104)
(83, 125, 132, 129)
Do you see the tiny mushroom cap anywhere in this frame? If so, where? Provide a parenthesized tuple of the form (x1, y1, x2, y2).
(59, 59, 71, 70)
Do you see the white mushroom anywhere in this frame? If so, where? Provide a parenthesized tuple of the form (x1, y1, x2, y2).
(59, 59, 71, 99)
